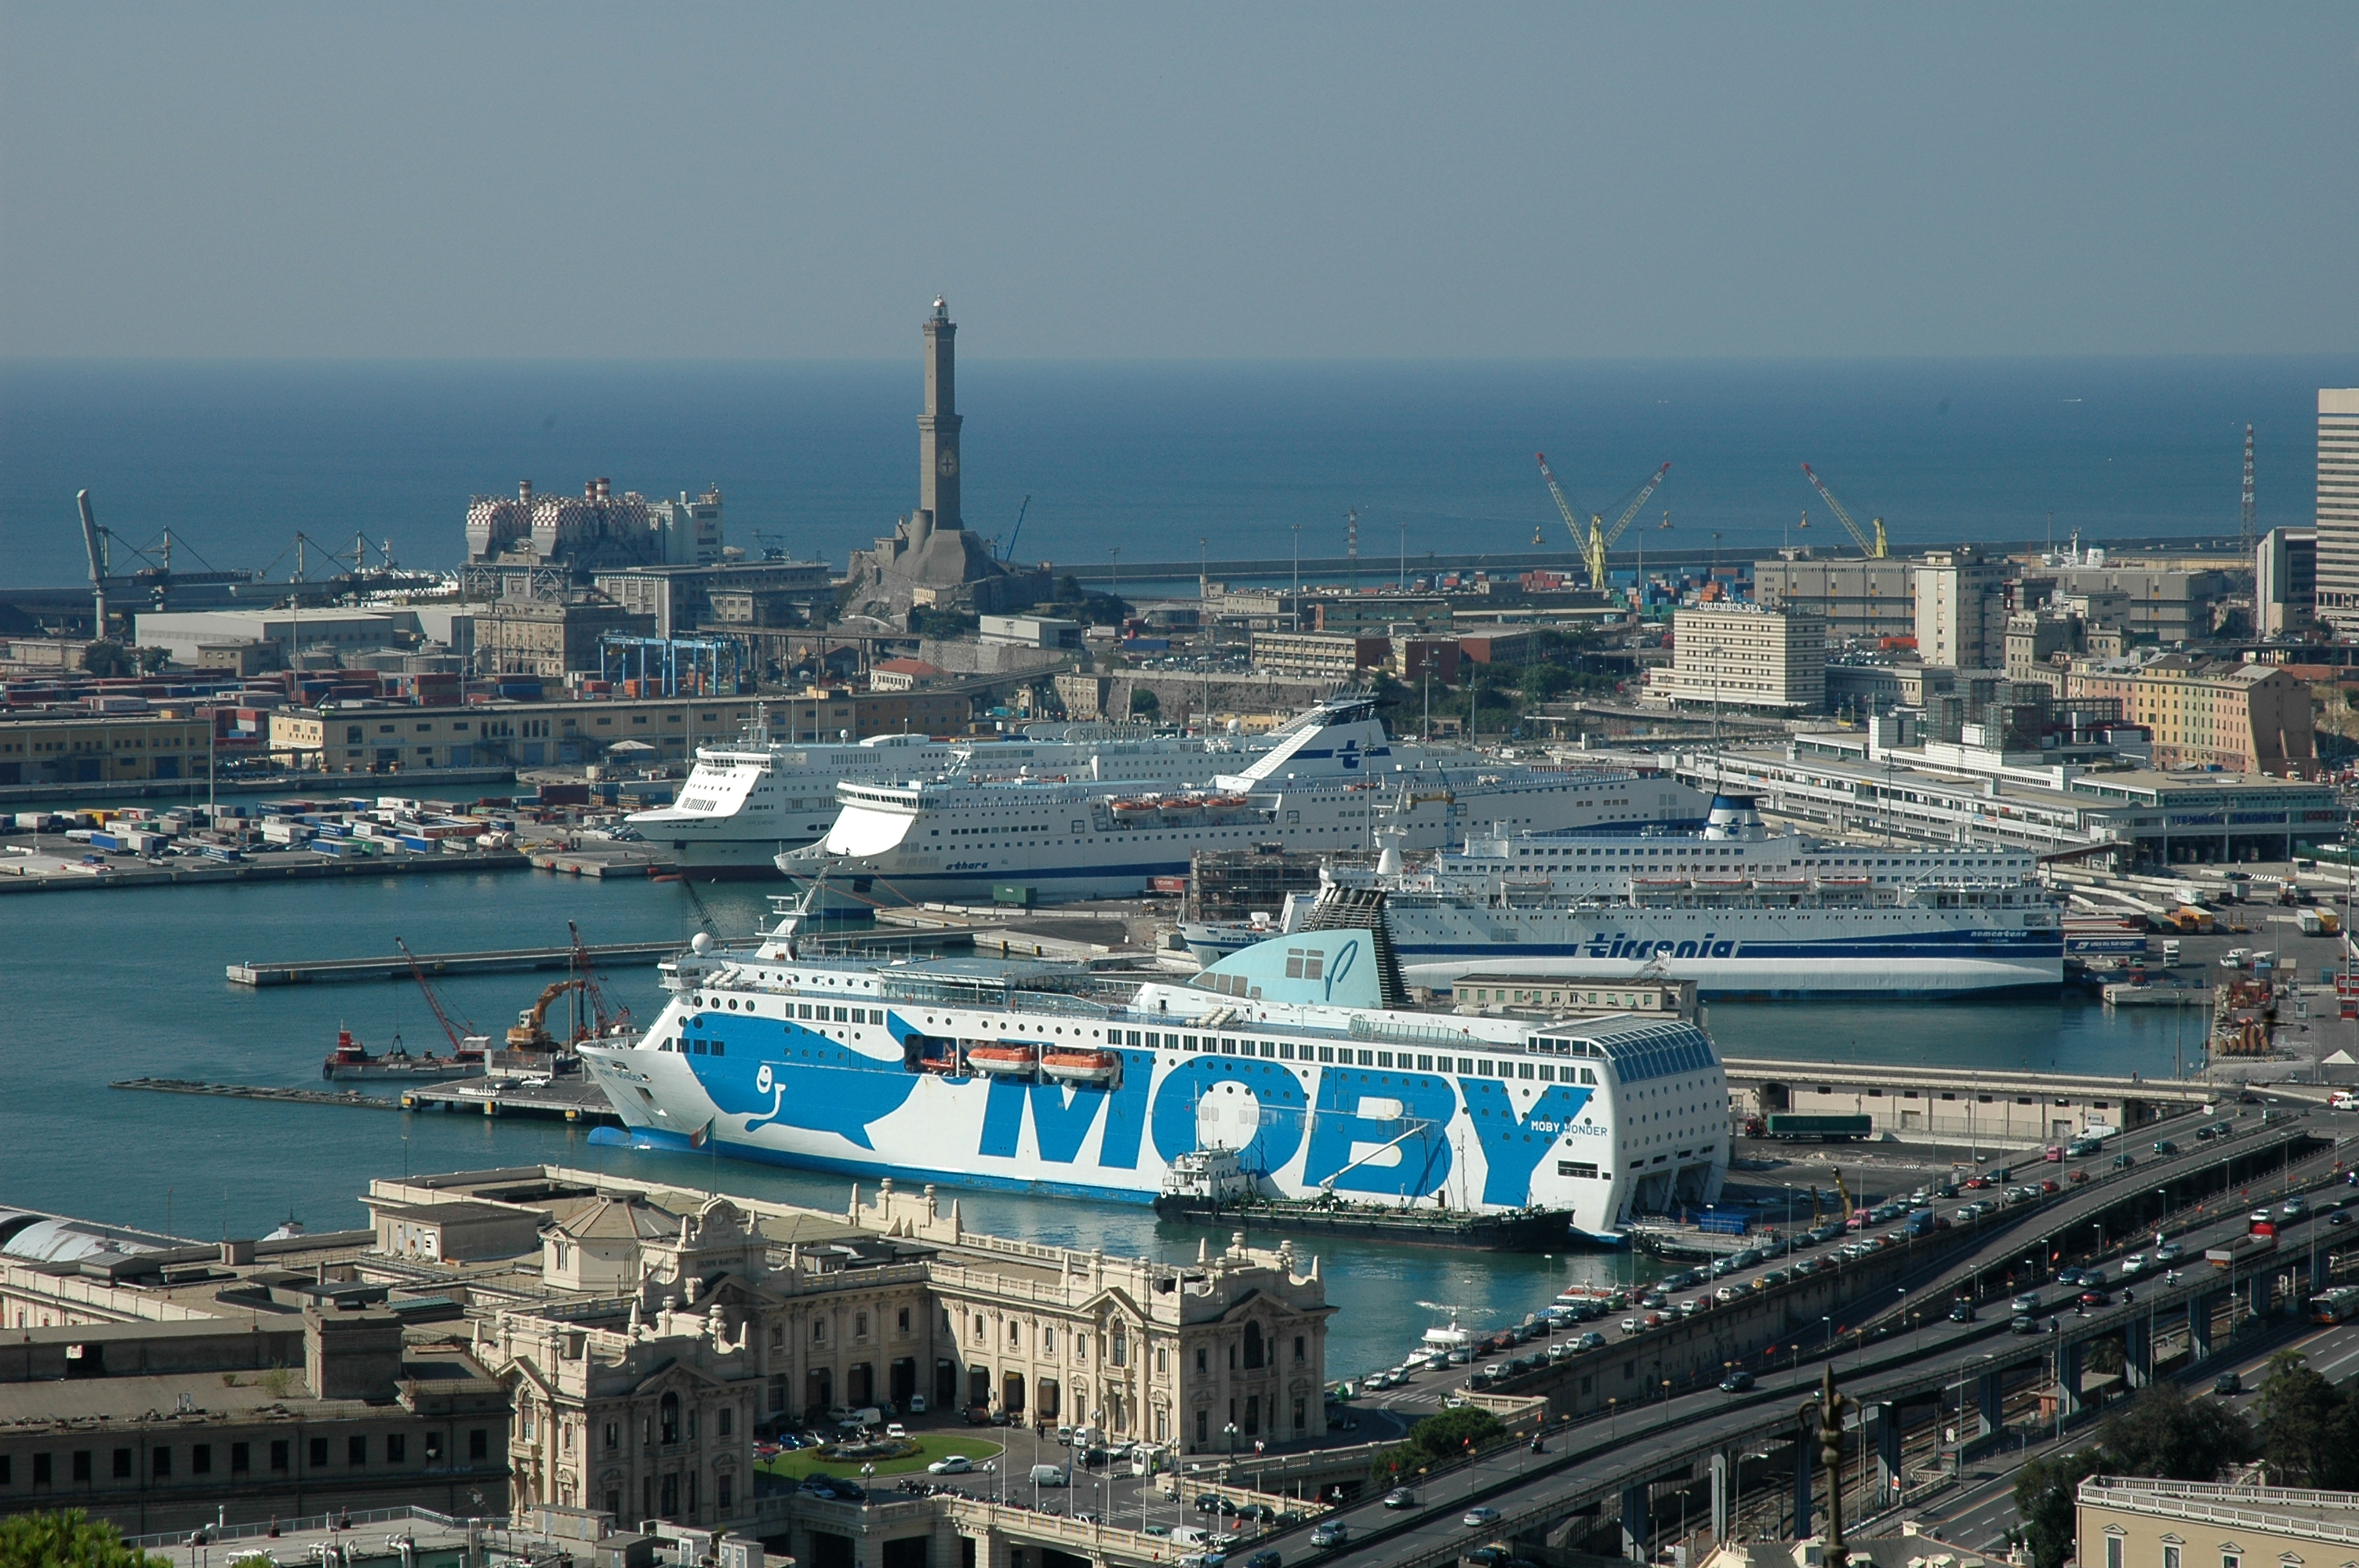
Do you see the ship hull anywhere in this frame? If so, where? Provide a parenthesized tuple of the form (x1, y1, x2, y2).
(580, 1026, 1712, 1240)
(1388, 906, 2063, 998)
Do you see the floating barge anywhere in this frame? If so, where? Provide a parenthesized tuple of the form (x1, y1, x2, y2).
(1150, 1192, 1569, 1251)
(228, 940, 678, 987)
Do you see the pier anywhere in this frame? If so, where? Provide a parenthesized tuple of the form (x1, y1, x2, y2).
(226, 939, 680, 987)
(400, 1076, 620, 1123)
(110, 1078, 407, 1112)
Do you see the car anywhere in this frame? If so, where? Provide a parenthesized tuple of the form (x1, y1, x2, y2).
(1383, 1486, 1419, 1509)
(886, 1423, 909, 1439)
(1721, 1370, 1755, 1392)
(2069, 1168, 2091, 1185)
(2012, 1315, 2043, 1334)
(2332, 1213, 2354, 1228)
(1578, 1331, 1606, 1350)
(2040, 1179, 2062, 1194)
(1949, 1300, 1976, 1323)
(2215, 1372, 2243, 1395)
(1056, 1424, 1075, 1445)
(1246, 1553, 1284, 1568)
(2121, 1254, 2148, 1276)
(1197, 1494, 1239, 1515)
(2013, 1293, 2043, 1314)
(1964, 1175, 1992, 1190)
(907, 1395, 927, 1414)
(2044, 1144, 2064, 1161)
(2196, 1124, 2220, 1142)
(2083, 1269, 2109, 1289)
(2156, 1242, 2186, 1261)
(1239, 1504, 1278, 1524)
(1309, 1523, 1351, 1548)
(2153, 1140, 2179, 1156)
(2284, 1198, 2310, 1219)
(2058, 1266, 2085, 1286)
(928, 1454, 974, 1475)
(2113, 1152, 2137, 1169)
(1465, 1550, 1510, 1568)
(1620, 1317, 1643, 1334)
(2080, 1289, 2111, 1307)
(1465, 1507, 1503, 1528)
(1714, 1284, 1743, 1304)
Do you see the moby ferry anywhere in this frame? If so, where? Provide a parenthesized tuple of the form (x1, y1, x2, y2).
(578, 919, 1729, 1238)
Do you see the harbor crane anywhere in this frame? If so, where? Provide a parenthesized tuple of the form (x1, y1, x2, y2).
(1797, 464, 1889, 557)
(394, 937, 489, 1058)
(1535, 456, 1672, 591)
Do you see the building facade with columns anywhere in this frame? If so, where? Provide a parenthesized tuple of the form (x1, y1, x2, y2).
(358, 1166, 1332, 1536)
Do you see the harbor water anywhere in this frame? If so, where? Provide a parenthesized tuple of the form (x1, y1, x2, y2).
(2, 867, 2225, 1378)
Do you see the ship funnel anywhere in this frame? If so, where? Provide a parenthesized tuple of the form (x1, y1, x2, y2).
(1376, 828, 1405, 877)
(1701, 794, 1766, 842)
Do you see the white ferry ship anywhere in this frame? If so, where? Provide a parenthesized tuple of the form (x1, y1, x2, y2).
(624, 713, 1278, 876)
(775, 699, 1711, 906)
(577, 918, 1729, 1237)
(1314, 796, 2063, 998)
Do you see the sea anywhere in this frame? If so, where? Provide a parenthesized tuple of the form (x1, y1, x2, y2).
(4, 355, 2357, 590)
(4, 354, 2356, 1377)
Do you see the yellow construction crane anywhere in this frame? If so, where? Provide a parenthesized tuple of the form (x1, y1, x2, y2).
(1799, 464, 1889, 557)
(1536, 455, 1672, 591)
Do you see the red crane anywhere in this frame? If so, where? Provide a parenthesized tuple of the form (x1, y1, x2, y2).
(395, 937, 485, 1058)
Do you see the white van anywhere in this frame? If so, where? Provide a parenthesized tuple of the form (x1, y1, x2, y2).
(1029, 1464, 1069, 1487)
(2332, 1091, 2358, 1112)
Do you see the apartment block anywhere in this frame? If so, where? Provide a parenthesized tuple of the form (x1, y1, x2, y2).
(1752, 557, 1914, 643)
(2314, 389, 2359, 637)
(2257, 526, 2318, 637)
(268, 691, 971, 773)
(1643, 606, 1827, 715)
(1912, 547, 2011, 669)
(2064, 655, 2317, 777)
(1249, 631, 1389, 681)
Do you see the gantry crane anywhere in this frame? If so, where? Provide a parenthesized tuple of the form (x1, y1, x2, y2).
(1536, 456, 1672, 591)
(1798, 464, 1889, 557)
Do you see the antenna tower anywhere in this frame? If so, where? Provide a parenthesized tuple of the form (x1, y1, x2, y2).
(2240, 424, 2256, 553)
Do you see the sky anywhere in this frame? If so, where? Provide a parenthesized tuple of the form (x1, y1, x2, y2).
(2, 3, 2356, 361)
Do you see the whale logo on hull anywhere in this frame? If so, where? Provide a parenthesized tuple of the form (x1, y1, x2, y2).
(689, 1019, 920, 1149)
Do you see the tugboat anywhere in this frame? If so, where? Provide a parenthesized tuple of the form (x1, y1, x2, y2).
(322, 1029, 482, 1082)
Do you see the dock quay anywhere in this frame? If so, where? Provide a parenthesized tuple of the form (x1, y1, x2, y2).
(110, 1078, 406, 1112)
(529, 844, 678, 878)
(226, 939, 681, 987)
(0, 844, 529, 895)
(1722, 1057, 2246, 1150)
(399, 1076, 619, 1123)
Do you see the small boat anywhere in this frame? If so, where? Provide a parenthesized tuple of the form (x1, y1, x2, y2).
(322, 1029, 481, 1082)
(965, 1043, 1040, 1076)
(1039, 1048, 1121, 1086)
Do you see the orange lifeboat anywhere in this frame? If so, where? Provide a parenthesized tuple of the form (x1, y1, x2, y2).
(1039, 1048, 1121, 1087)
(966, 1043, 1040, 1076)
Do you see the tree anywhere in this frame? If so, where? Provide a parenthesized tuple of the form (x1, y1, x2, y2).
(1129, 687, 1160, 719)
(2014, 1449, 2103, 1568)
(1518, 664, 1576, 702)
(135, 646, 171, 674)
(1368, 1406, 1507, 1485)
(2254, 1350, 2342, 1486)
(0, 1509, 168, 1568)
(80, 641, 134, 678)
(2095, 1383, 2251, 1482)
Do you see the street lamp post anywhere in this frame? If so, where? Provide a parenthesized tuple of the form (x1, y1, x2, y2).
(1223, 1421, 1239, 1485)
